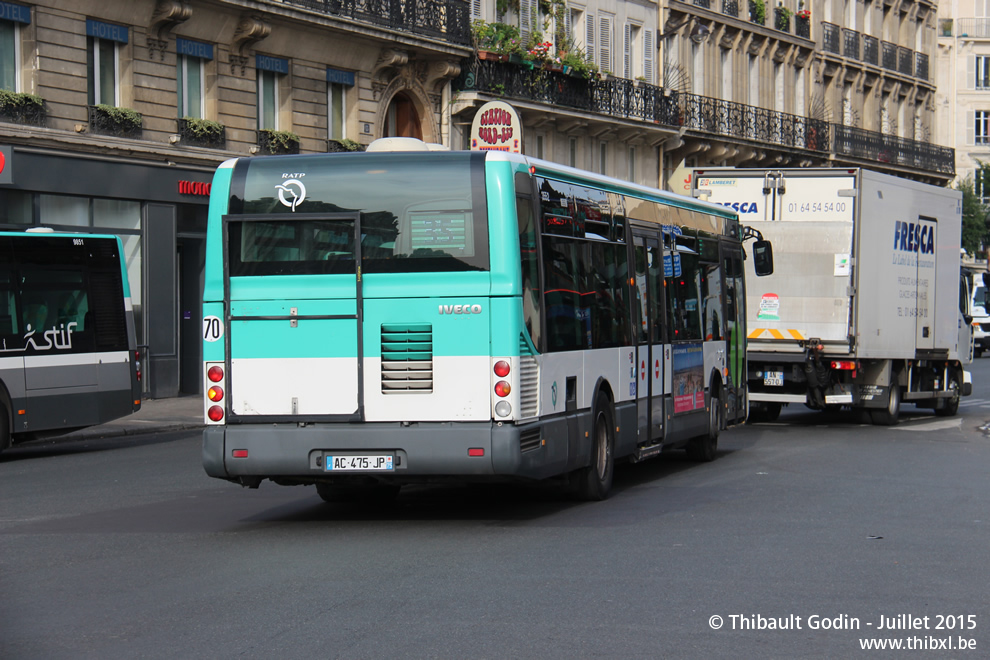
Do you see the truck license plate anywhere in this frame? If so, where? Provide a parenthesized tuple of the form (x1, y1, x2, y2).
(326, 455, 394, 471)
(764, 371, 784, 387)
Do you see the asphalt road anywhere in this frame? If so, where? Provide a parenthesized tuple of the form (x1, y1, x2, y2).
(2, 364, 989, 659)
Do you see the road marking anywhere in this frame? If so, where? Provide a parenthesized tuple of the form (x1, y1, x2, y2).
(893, 418, 963, 432)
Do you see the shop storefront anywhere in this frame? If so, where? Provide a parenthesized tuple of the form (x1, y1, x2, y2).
(0, 144, 216, 398)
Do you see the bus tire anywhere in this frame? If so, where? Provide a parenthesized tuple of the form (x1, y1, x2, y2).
(871, 381, 901, 426)
(687, 386, 720, 462)
(935, 373, 961, 418)
(570, 394, 614, 501)
(0, 405, 9, 454)
(316, 481, 400, 505)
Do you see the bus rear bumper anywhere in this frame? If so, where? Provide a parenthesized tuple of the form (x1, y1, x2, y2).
(203, 419, 578, 483)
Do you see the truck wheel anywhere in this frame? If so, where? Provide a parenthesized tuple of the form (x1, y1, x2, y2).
(570, 394, 614, 501)
(935, 374, 961, 417)
(687, 387, 721, 462)
(871, 382, 901, 426)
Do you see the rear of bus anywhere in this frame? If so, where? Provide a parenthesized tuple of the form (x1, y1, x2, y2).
(201, 150, 542, 488)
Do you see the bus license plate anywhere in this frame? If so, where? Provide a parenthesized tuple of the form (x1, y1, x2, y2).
(326, 455, 394, 471)
(764, 371, 784, 387)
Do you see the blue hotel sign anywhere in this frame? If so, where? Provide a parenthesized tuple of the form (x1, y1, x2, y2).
(256, 55, 289, 74)
(86, 19, 128, 44)
(176, 38, 213, 60)
(0, 1, 30, 23)
(326, 68, 355, 87)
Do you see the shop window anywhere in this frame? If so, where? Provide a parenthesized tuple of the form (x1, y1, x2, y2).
(0, 190, 32, 224)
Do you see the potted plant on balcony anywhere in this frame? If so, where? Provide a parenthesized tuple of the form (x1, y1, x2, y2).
(327, 138, 364, 152)
(89, 104, 143, 138)
(775, 4, 793, 31)
(0, 90, 46, 125)
(471, 20, 519, 62)
(749, 0, 766, 25)
(257, 129, 300, 155)
(177, 116, 226, 148)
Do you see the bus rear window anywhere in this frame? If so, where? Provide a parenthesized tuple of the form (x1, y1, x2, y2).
(227, 152, 489, 276)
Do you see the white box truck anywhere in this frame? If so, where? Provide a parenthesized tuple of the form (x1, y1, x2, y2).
(692, 168, 972, 425)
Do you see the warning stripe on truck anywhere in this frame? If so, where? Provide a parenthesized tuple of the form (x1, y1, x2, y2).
(748, 328, 806, 340)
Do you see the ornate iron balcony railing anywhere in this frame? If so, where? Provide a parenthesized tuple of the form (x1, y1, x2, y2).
(455, 58, 953, 178)
(694, 0, 712, 8)
(774, 7, 791, 33)
(454, 59, 679, 125)
(915, 52, 929, 81)
(823, 23, 841, 54)
(832, 125, 955, 176)
(749, 0, 765, 25)
(843, 29, 860, 59)
(679, 94, 830, 152)
(722, 0, 739, 17)
(795, 16, 810, 39)
(881, 41, 897, 70)
(283, 0, 471, 46)
(897, 47, 913, 76)
(863, 35, 879, 65)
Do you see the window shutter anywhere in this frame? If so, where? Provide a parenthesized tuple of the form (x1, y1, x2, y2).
(969, 55, 976, 91)
(586, 14, 596, 67)
(471, 0, 481, 20)
(623, 24, 631, 79)
(520, 0, 534, 44)
(564, 6, 572, 43)
(644, 29, 654, 84)
(967, 110, 975, 145)
(600, 15, 612, 74)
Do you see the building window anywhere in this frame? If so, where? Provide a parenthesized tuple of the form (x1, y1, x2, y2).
(178, 56, 204, 118)
(176, 38, 213, 119)
(628, 146, 636, 182)
(977, 111, 990, 145)
(569, 137, 577, 167)
(977, 56, 990, 90)
(977, 175, 990, 205)
(535, 134, 544, 159)
(328, 83, 345, 140)
(599, 140, 607, 174)
(258, 70, 278, 130)
(87, 37, 118, 106)
(1, 20, 18, 91)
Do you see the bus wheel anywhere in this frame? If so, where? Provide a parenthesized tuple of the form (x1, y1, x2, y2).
(687, 387, 720, 462)
(935, 374, 961, 418)
(0, 405, 9, 453)
(871, 381, 901, 426)
(571, 394, 614, 501)
(316, 481, 400, 505)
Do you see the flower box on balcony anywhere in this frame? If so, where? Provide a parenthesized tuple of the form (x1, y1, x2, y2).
(257, 129, 300, 155)
(177, 117, 226, 149)
(0, 90, 46, 126)
(478, 50, 509, 62)
(88, 104, 143, 138)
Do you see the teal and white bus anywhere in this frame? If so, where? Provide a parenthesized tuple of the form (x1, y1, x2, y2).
(0, 230, 142, 453)
(201, 139, 772, 501)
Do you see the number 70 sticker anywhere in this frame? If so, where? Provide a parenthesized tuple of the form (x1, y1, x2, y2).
(203, 316, 224, 342)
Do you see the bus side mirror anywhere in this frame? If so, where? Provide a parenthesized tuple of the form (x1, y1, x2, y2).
(752, 240, 774, 276)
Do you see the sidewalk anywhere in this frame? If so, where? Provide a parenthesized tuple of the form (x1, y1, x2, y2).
(59, 395, 205, 440)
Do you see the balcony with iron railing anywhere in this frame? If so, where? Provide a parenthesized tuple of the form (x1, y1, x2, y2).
(823, 22, 841, 54)
(832, 125, 954, 175)
(694, 0, 712, 8)
(915, 52, 929, 81)
(722, 0, 739, 17)
(749, 0, 766, 26)
(882, 41, 897, 70)
(957, 18, 990, 39)
(897, 46, 913, 76)
(795, 15, 810, 39)
(863, 35, 879, 65)
(454, 58, 955, 178)
(282, 0, 471, 45)
(843, 28, 860, 59)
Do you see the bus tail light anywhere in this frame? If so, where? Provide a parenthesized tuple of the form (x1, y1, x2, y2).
(135, 350, 142, 382)
(494, 360, 510, 377)
(205, 363, 226, 423)
(495, 381, 511, 397)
